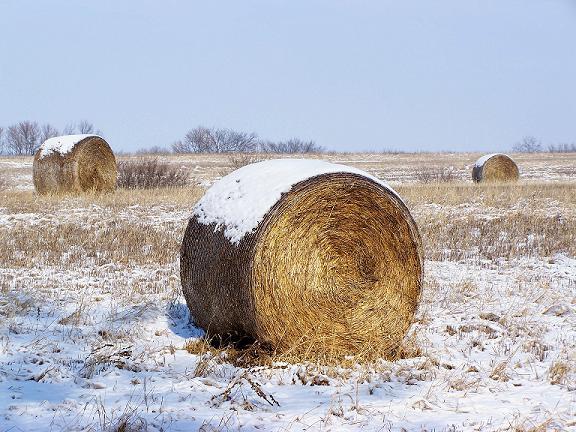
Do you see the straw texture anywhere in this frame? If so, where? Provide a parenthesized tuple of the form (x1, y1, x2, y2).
(181, 172, 423, 360)
(472, 154, 519, 183)
(33, 136, 117, 194)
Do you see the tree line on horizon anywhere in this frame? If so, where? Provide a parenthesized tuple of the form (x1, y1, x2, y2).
(2, 121, 575, 155)
(0, 122, 324, 155)
(0, 120, 103, 156)
(170, 126, 324, 154)
(512, 136, 576, 153)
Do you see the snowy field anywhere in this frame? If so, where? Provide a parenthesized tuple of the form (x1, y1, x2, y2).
(0, 153, 575, 431)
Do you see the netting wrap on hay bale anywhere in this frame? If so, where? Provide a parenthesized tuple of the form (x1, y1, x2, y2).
(472, 153, 519, 183)
(180, 159, 423, 360)
(33, 135, 117, 194)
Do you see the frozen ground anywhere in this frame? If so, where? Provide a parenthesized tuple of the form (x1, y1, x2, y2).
(0, 153, 575, 431)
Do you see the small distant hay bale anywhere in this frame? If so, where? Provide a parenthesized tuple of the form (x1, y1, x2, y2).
(180, 159, 423, 361)
(472, 153, 519, 183)
(33, 135, 117, 194)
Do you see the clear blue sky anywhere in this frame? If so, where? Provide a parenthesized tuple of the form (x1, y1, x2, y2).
(1, 0, 575, 152)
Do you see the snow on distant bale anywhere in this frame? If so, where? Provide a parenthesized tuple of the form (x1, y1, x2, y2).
(180, 159, 423, 361)
(472, 153, 519, 183)
(33, 135, 117, 194)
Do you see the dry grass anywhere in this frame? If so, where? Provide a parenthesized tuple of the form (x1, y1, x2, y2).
(396, 181, 576, 208)
(0, 174, 9, 190)
(419, 212, 576, 261)
(1, 171, 573, 283)
(548, 361, 571, 385)
(1, 152, 575, 430)
(396, 182, 576, 261)
(0, 187, 202, 213)
(1, 222, 180, 267)
(225, 154, 263, 171)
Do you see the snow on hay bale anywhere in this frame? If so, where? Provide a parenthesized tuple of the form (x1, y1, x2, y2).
(33, 135, 117, 194)
(180, 159, 423, 360)
(472, 153, 519, 183)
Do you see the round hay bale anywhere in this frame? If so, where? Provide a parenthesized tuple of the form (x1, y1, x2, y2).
(472, 153, 519, 183)
(180, 159, 423, 360)
(33, 135, 117, 194)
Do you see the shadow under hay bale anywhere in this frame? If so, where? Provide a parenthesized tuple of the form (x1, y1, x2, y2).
(472, 153, 519, 183)
(180, 159, 423, 361)
(33, 135, 117, 194)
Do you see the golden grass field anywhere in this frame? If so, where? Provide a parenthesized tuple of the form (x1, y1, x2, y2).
(0, 152, 575, 431)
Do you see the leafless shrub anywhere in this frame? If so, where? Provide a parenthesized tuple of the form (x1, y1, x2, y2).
(117, 158, 189, 189)
(172, 126, 258, 153)
(260, 138, 324, 153)
(513, 136, 542, 153)
(415, 167, 457, 183)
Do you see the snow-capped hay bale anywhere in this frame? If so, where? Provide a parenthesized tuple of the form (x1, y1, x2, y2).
(472, 153, 519, 183)
(181, 159, 423, 360)
(33, 135, 117, 194)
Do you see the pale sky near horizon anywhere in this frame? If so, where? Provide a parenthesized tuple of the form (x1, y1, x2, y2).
(1, 0, 575, 152)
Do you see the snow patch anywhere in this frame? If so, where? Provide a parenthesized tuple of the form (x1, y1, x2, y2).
(192, 158, 397, 244)
(39, 134, 99, 159)
(474, 153, 511, 168)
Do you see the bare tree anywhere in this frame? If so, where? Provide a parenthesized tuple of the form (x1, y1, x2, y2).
(260, 138, 324, 153)
(63, 123, 76, 135)
(548, 142, 576, 153)
(40, 123, 60, 144)
(5, 121, 42, 155)
(0, 127, 4, 155)
(172, 126, 258, 153)
(63, 120, 103, 136)
(77, 120, 95, 134)
(513, 136, 542, 153)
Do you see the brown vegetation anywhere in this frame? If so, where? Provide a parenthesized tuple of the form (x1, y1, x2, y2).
(117, 158, 189, 189)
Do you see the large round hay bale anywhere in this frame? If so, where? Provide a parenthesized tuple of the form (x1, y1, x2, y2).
(33, 135, 117, 194)
(472, 153, 519, 183)
(181, 159, 423, 360)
